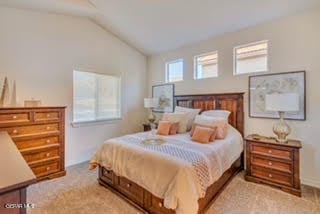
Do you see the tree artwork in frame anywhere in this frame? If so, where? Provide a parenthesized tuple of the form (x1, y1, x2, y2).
(249, 71, 306, 120)
(152, 84, 175, 113)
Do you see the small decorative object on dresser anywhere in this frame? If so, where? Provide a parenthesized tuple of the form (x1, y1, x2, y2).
(245, 135, 302, 196)
(0, 106, 66, 181)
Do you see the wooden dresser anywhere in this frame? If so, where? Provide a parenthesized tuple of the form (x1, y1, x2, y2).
(245, 135, 302, 196)
(0, 107, 66, 181)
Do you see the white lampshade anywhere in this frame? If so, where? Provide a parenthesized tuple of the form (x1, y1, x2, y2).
(265, 93, 299, 112)
(144, 98, 159, 108)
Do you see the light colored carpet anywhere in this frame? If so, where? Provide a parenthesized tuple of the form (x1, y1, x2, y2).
(27, 162, 320, 214)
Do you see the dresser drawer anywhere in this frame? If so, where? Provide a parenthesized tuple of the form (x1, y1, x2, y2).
(251, 165, 293, 187)
(15, 136, 59, 150)
(34, 111, 60, 122)
(118, 177, 144, 205)
(0, 112, 31, 125)
(148, 195, 175, 214)
(251, 155, 292, 174)
(2, 123, 59, 138)
(251, 144, 292, 161)
(31, 161, 60, 177)
(23, 147, 59, 164)
(100, 168, 114, 185)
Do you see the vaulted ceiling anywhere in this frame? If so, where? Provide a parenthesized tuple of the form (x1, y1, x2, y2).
(1, 0, 320, 55)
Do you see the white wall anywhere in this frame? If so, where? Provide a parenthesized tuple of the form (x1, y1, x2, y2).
(0, 7, 147, 166)
(148, 8, 320, 187)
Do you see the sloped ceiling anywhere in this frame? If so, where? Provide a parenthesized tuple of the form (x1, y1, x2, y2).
(1, 0, 320, 55)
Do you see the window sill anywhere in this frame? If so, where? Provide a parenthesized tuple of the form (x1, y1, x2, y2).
(233, 70, 269, 76)
(71, 118, 122, 128)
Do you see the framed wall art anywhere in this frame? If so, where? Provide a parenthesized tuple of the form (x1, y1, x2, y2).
(152, 84, 175, 113)
(249, 71, 306, 120)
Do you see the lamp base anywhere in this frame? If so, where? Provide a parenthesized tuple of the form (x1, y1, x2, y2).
(273, 111, 291, 143)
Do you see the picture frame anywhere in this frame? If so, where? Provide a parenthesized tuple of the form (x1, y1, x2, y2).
(152, 84, 175, 113)
(249, 71, 306, 120)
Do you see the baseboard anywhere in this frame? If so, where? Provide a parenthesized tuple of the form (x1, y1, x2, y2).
(302, 178, 320, 188)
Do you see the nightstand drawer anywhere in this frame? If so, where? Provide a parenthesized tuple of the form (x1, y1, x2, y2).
(251, 144, 292, 161)
(251, 166, 293, 187)
(251, 155, 292, 174)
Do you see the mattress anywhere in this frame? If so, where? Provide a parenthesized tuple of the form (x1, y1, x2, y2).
(91, 125, 243, 214)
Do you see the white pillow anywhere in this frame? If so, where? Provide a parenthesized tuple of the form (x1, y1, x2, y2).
(194, 114, 227, 126)
(201, 110, 231, 120)
(175, 106, 201, 131)
(162, 112, 188, 133)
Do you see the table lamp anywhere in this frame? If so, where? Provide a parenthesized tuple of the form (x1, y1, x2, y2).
(144, 98, 159, 124)
(265, 93, 299, 143)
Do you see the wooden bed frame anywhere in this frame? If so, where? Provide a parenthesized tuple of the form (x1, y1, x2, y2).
(98, 92, 245, 214)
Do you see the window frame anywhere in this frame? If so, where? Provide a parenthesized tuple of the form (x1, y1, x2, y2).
(72, 70, 122, 127)
(233, 40, 269, 76)
(194, 51, 219, 80)
(165, 59, 184, 83)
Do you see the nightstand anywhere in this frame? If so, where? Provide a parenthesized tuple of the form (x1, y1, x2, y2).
(245, 135, 302, 197)
(143, 124, 151, 132)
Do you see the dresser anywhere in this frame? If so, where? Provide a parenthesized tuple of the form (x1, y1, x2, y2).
(245, 135, 302, 196)
(0, 107, 66, 181)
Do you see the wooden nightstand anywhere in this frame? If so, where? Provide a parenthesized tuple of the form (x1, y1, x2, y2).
(245, 135, 302, 197)
(143, 124, 151, 132)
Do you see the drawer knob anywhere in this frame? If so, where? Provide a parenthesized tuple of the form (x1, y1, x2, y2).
(46, 153, 50, 157)
(47, 114, 51, 117)
(268, 150, 272, 154)
(268, 174, 273, 178)
(268, 161, 272, 166)
(46, 139, 51, 143)
(126, 183, 131, 188)
(12, 129, 18, 134)
(46, 167, 51, 171)
(158, 202, 163, 208)
(46, 126, 50, 130)
(12, 115, 17, 119)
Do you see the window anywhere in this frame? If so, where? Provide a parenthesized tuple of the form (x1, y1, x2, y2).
(194, 51, 218, 79)
(73, 70, 121, 124)
(234, 40, 268, 75)
(166, 59, 183, 82)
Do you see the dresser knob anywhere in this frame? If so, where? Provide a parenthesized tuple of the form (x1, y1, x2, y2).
(158, 202, 163, 208)
(46, 153, 50, 157)
(12, 129, 18, 134)
(268, 174, 273, 178)
(46, 167, 51, 171)
(268, 161, 272, 166)
(268, 150, 272, 154)
(126, 183, 131, 188)
(46, 139, 51, 143)
(12, 115, 17, 119)
(46, 114, 51, 118)
(46, 126, 50, 130)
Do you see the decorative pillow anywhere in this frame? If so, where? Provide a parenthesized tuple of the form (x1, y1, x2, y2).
(175, 106, 201, 131)
(169, 122, 179, 135)
(157, 121, 172, 136)
(162, 113, 188, 133)
(190, 124, 217, 142)
(201, 110, 231, 120)
(194, 115, 228, 139)
(191, 126, 215, 144)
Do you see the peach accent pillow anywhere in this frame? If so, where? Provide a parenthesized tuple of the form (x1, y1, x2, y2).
(211, 120, 228, 139)
(190, 124, 217, 142)
(157, 121, 172, 136)
(191, 126, 215, 144)
(169, 122, 179, 135)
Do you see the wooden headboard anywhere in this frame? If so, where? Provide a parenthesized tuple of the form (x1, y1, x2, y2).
(174, 93, 244, 136)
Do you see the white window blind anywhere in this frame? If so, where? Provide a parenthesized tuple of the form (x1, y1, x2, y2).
(73, 70, 121, 123)
(166, 59, 183, 82)
(194, 51, 218, 79)
(234, 40, 268, 75)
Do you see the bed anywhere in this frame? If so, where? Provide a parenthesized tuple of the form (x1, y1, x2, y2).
(92, 93, 244, 214)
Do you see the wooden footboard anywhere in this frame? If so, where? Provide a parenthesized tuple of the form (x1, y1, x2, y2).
(98, 154, 243, 214)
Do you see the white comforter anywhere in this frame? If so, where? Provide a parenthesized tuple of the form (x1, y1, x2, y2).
(91, 125, 243, 214)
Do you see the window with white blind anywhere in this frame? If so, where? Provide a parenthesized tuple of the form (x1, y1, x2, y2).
(234, 40, 268, 75)
(73, 70, 121, 124)
(194, 51, 218, 79)
(166, 59, 183, 82)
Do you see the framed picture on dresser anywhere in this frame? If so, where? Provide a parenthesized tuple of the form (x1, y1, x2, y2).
(249, 71, 306, 120)
(152, 83, 174, 113)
